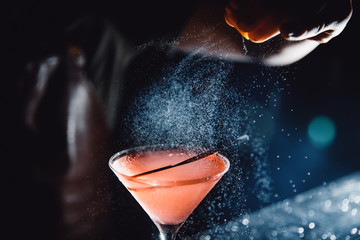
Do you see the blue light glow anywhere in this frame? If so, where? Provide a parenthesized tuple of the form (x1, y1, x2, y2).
(307, 116, 336, 148)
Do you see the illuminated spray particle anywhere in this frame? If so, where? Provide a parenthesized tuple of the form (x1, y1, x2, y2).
(242, 218, 250, 226)
(350, 228, 358, 235)
(351, 208, 357, 216)
(309, 222, 315, 229)
(123, 42, 291, 231)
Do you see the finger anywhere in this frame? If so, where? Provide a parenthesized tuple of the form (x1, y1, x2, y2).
(280, 0, 353, 43)
(307, 30, 335, 44)
(280, 18, 348, 43)
(246, 15, 281, 43)
(224, 0, 268, 33)
(280, 20, 331, 41)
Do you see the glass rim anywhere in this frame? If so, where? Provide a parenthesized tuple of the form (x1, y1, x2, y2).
(108, 144, 230, 187)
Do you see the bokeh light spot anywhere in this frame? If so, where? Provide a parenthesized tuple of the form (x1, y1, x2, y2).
(307, 116, 336, 148)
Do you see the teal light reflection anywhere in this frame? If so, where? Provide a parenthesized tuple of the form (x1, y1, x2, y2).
(307, 116, 336, 148)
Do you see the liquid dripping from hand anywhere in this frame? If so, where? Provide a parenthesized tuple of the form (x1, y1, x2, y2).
(242, 35, 248, 55)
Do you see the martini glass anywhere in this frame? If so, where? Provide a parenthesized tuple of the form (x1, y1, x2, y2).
(109, 145, 230, 240)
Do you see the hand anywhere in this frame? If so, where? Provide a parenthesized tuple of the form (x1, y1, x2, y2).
(224, 0, 353, 43)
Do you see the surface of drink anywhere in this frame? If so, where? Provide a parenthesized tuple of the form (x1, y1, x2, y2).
(110, 149, 229, 225)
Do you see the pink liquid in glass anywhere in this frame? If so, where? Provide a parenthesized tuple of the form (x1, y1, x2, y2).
(111, 149, 229, 225)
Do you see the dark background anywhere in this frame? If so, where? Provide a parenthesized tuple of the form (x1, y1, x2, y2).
(2, 0, 359, 239)
(272, 0, 360, 196)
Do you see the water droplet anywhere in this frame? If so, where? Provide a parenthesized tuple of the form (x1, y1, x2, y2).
(354, 195, 360, 204)
(200, 235, 211, 240)
(231, 225, 239, 232)
(341, 205, 349, 212)
(242, 218, 249, 226)
(324, 200, 332, 208)
(308, 210, 315, 217)
(351, 208, 357, 216)
(271, 230, 278, 237)
(242, 35, 248, 54)
(329, 234, 336, 240)
(309, 222, 315, 229)
(350, 228, 358, 235)
(285, 206, 293, 214)
(298, 227, 304, 234)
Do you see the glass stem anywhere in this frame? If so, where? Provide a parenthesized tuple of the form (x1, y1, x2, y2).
(156, 223, 184, 240)
(159, 230, 177, 240)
